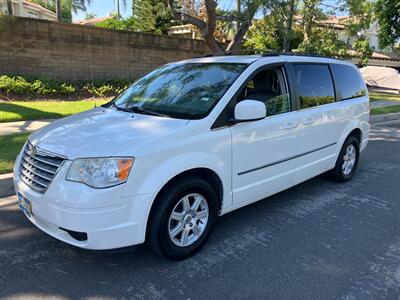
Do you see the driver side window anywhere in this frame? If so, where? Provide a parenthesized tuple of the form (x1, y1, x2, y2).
(238, 67, 291, 117)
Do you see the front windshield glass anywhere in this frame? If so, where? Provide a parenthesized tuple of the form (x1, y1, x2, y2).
(112, 63, 248, 119)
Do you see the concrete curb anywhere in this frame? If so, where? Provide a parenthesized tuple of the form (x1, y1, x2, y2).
(370, 112, 400, 124)
(0, 173, 14, 198)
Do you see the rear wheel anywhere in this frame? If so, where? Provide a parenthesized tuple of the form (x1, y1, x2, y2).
(330, 136, 360, 182)
(146, 176, 218, 260)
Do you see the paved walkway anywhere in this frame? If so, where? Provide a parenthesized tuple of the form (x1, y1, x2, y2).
(370, 99, 399, 108)
(0, 119, 54, 136)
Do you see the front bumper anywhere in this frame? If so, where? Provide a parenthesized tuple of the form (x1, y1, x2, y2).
(13, 156, 153, 250)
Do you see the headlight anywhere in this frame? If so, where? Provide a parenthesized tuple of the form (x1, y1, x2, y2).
(66, 157, 134, 188)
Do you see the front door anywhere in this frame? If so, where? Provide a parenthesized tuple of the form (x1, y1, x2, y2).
(231, 65, 303, 205)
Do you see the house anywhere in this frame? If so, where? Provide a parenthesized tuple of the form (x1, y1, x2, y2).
(73, 16, 114, 26)
(2, 0, 57, 21)
(318, 16, 380, 51)
(168, 24, 203, 40)
(1, 0, 56, 20)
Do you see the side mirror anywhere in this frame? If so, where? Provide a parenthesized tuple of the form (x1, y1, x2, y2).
(234, 100, 266, 122)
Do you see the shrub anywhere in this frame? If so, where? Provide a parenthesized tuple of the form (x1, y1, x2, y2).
(0, 75, 130, 97)
(0, 75, 76, 95)
(82, 80, 130, 97)
(0, 75, 31, 93)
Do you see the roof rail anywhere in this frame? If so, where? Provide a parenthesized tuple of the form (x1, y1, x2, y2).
(193, 54, 214, 58)
(261, 51, 340, 60)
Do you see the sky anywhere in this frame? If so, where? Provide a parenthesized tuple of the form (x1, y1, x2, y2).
(72, 0, 344, 21)
(73, 0, 252, 21)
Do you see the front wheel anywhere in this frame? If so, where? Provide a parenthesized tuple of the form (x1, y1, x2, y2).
(146, 176, 218, 260)
(330, 136, 360, 182)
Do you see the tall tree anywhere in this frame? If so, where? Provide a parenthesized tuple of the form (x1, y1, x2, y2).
(301, 0, 323, 42)
(56, 0, 61, 21)
(131, 0, 179, 34)
(31, 0, 90, 22)
(375, 0, 400, 49)
(6, 0, 13, 15)
(283, 0, 296, 51)
(243, 13, 303, 52)
(344, 0, 374, 64)
(167, 0, 262, 55)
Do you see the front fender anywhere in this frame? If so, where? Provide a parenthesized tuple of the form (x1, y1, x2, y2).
(135, 152, 230, 202)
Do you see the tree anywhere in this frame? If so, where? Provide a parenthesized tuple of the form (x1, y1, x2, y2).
(131, 0, 180, 34)
(56, 0, 61, 21)
(375, 0, 400, 49)
(31, 0, 90, 22)
(344, 0, 374, 64)
(167, 0, 262, 55)
(283, 0, 297, 51)
(85, 12, 97, 19)
(243, 13, 302, 52)
(262, 0, 300, 52)
(296, 28, 349, 58)
(6, 0, 12, 15)
(301, 0, 324, 42)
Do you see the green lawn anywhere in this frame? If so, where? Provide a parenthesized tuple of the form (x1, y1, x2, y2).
(371, 104, 400, 115)
(0, 132, 30, 174)
(369, 92, 400, 102)
(0, 100, 109, 123)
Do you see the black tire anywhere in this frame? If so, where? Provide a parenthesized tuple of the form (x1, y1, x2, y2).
(330, 136, 360, 182)
(146, 176, 218, 260)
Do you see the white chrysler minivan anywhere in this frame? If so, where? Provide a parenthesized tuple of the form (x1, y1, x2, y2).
(14, 54, 369, 259)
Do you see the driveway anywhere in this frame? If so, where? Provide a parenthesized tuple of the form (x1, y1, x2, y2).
(1, 122, 399, 299)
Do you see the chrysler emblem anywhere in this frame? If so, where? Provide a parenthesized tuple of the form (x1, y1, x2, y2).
(31, 145, 37, 156)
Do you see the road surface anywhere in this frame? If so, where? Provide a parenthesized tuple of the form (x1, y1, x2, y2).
(0, 122, 399, 299)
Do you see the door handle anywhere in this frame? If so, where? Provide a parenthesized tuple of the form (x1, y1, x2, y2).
(283, 122, 299, 129)
(302, 117, 316, 126)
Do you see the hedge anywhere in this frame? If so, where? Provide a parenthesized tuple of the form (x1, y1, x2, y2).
(0, 75, 131, 97)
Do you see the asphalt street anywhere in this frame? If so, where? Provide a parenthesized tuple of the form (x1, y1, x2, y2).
(0, 122, 399, 299)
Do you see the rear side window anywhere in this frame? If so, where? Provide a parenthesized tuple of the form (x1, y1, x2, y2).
(292, 64, 335, 109)
(330, 64, 367, 100)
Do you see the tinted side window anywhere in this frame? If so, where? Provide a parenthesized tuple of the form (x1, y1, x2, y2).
(292, 64, 335, 109)
(331, 64, 367, 100)
(238, 67, 291, 117)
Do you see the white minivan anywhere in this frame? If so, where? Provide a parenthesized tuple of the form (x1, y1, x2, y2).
(14, 54, 369, 259)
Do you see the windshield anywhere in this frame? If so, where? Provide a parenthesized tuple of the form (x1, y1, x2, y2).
(112, 63, 248, 119)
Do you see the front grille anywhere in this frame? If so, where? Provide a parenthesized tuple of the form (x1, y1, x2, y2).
(19, 142, 65, 193)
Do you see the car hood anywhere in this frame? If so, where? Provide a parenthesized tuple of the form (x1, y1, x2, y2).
(29, 107, 189, 159)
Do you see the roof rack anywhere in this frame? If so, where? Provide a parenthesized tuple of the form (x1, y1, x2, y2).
(193, 54, 215, 58)
(261, 51, 340, 59)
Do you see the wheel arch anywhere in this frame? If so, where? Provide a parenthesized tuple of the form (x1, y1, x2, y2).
(145, 167, 224, 240)
(150, 167, 224, 214)
(337, 120, 364, 157)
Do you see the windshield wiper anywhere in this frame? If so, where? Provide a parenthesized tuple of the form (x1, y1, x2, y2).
(109, 101, 136, 113)
(110, 101, 171, 118)
(129, 106, 171, 118)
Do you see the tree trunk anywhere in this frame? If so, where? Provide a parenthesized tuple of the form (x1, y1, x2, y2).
(226, 1, 258, 53)
(236, 0, 241, 32)
(303, 0, 316, 42)
(6, 0, 13, 15)
(283, 0, 296, 52)
(55, 0, 62, 21)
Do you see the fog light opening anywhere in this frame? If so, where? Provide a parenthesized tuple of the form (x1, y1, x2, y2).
(59, 227, 88, 242)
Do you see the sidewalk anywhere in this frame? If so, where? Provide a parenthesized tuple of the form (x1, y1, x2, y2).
(0, 119, 54, 136)
(370, 100, 399, 108)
